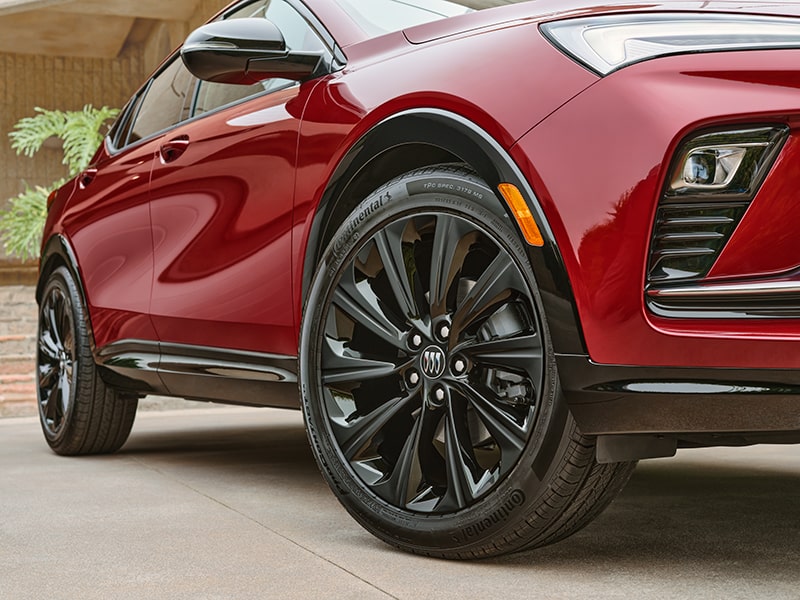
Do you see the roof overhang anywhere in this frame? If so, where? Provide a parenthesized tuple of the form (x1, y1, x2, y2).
(0, 0, 204, 58)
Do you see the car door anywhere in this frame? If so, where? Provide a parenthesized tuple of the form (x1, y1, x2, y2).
(147, 0, 331, 357)
(63, 55, 196, 350)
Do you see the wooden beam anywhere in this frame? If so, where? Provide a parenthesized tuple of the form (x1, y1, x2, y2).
(0, 0, 73, 17)
(0, 10, 134, 58)
(55, 0, 201, 22)
(0, 0, 201, 18)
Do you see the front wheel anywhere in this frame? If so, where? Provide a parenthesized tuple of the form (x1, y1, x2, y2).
(300, 166, 634, 558)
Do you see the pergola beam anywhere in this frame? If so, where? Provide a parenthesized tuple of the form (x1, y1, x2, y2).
(0, 0, 73, 17)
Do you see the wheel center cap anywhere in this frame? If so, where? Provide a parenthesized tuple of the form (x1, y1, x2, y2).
(420, 346, 446, 379)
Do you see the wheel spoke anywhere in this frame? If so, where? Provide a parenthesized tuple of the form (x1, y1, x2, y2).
(332, 267, 406, 349)
(40, 296, 54, 335)
(56, 295, 72, 346)
(39, 333, 60, 361)
(451, 254, 523, 334)
(373, 223, 420, 322)
(40, 292, 57, 352)
(372, 410, 425, 507)
(461, 333, 543, 381)
(331, 389, 418, 460)
(48, 299, 63, 348)
(453, 380, 528, 460)
(429, 215, 475, 318)
(437, 400, 478, 511)
(321, 337, 405, 384)
(41, 382, 57, 422)
(62, 329, 75, 357)
(38, 363, 58, 389)
(58, 370, 71, 416)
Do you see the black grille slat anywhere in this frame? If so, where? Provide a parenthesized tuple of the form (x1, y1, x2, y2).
(652, 248, 717, 259)
(647, 202, 748, 282)
(658, 216, 734, 228)
(655, 232, 726, 243)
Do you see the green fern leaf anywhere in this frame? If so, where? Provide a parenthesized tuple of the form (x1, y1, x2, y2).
(2, 105, 119, 260)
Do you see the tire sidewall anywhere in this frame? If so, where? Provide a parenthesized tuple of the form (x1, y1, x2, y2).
(300, 168, 574, 555)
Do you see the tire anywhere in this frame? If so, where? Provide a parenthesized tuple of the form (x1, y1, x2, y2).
(36, 266, 138, 455)
(300, 165, 635, 559)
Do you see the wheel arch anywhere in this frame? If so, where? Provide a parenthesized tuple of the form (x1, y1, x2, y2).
(37, 234, 97, 351)
(38, 235, 78, 301)
(301, 108, 587, 355)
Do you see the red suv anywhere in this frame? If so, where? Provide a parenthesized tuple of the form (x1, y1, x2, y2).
(36, 0, 800, 558)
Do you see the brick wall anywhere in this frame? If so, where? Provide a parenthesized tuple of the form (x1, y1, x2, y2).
(0, 285, 37, 416)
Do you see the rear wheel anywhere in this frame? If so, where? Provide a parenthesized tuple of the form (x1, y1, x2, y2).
(300, 166, 634, 558)
(37, 266, 137, 455)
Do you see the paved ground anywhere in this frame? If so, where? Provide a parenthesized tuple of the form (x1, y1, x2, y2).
(1, 406, 798, 599)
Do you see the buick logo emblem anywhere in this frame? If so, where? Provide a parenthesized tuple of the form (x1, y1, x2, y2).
(421, 346, 446, 379)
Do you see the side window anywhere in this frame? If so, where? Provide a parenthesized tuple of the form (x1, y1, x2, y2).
(126, 56, 196, 145)
(107, 94, 143, 150)
(194, 0, 326, 116)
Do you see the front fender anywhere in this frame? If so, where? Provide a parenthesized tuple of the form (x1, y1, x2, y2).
(300, 108, 587, 356)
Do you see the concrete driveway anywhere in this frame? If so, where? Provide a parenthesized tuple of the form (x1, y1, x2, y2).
(1, 405, 798, 599)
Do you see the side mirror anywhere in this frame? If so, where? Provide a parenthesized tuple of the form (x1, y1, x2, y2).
(181, 18, 323, 85)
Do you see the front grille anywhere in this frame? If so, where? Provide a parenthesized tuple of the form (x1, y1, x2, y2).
(648, 202, 748, 283)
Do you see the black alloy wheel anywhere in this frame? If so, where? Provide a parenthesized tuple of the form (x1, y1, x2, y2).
(301, 166, 635, 558)
(318, 204, 541, 513)
(36, 266, 138, 455)
(38, 277, 76, 436)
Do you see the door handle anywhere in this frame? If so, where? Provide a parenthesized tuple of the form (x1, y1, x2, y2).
(159, 135, 190, 163)
(78, 167, 98, 189)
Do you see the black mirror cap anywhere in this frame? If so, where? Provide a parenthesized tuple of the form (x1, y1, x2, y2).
(181, 18, 321, 85)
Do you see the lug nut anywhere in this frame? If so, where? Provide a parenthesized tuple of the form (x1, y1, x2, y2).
(452, 358, 466, 375)
(428, 385, 447, 409)
(438, 324, 450, 340)
(409, 332, 423, 350)
(406, 369, 420, 386)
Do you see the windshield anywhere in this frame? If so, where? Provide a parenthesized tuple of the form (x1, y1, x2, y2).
(336, 0, 494, 37)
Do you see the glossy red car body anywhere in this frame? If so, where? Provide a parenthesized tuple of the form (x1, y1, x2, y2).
(40, 0, 800, 444)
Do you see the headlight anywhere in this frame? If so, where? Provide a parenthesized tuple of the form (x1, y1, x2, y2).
(541, 13, 800, 76)
(666, 126, 788, 199)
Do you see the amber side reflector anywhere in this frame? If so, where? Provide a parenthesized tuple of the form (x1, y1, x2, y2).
(46, 189, 58, 209)
(497, 183, 544, 247)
